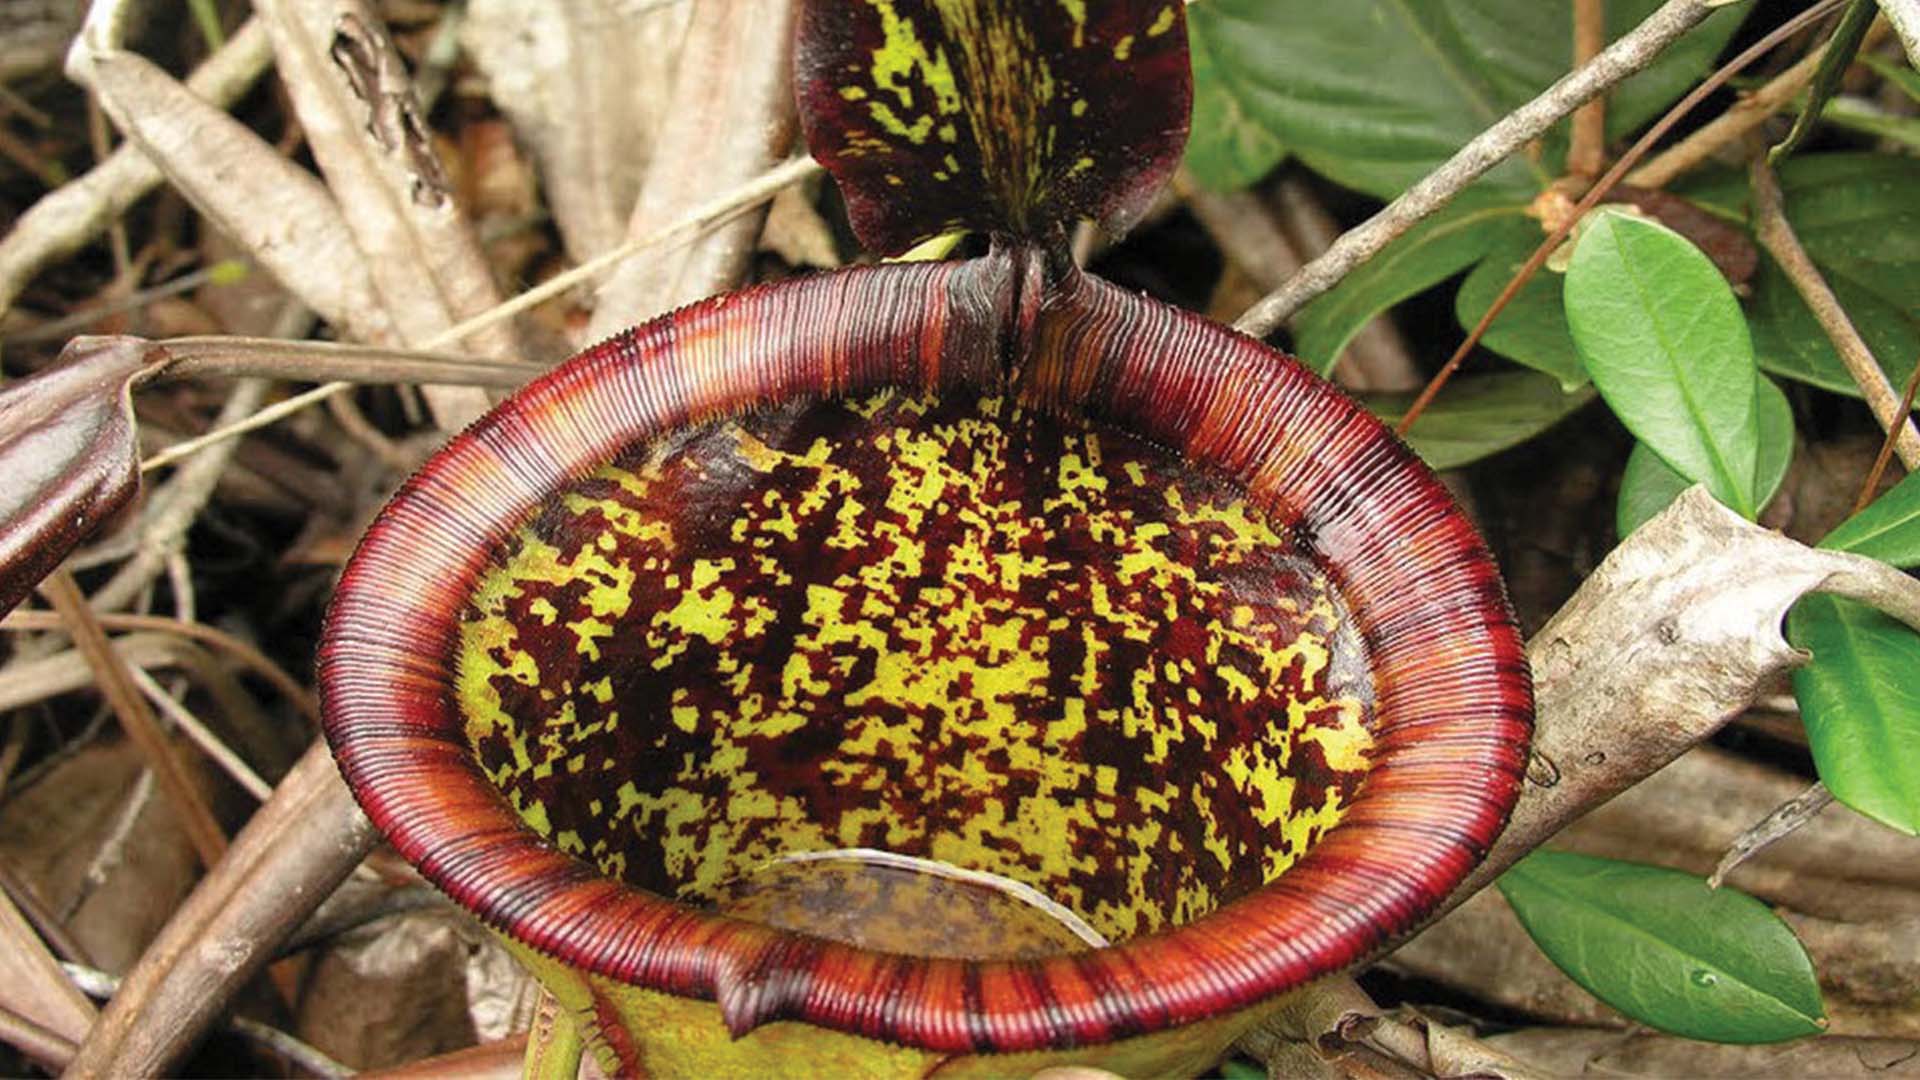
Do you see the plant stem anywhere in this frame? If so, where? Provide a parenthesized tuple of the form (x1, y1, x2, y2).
(36, 570, 227, 869)
(1570, 0, 1611, 179)
(1750, 154, 1920, 469)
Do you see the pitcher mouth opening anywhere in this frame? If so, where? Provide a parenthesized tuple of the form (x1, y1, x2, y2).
(319, 262, 1531, 1055)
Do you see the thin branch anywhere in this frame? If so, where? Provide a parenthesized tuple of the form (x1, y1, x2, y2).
(37, 570, 227, 868)
(1750, 154, 1920, 469)
(155, 335, 539, 389)
(128, 666, 273, 801)
(61, 962, 350, 1078)
(1234, 0, 1738, 337)
(1709, 781, 1835, 888)
(137, 155, 821, 474)
(1854, 357, 1920, 514)
(1570, 0, 1610, 179)
(1630, 46, 1825, 188)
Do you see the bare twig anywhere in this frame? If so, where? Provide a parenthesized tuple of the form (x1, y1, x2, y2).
(37, 570, 227, 869)
(1709, 780, 1836, 887)
(1271, 179, 1421, 391)
(1630, 47, 1825, 188)
(127, 667, 273, 801)
(138, 155, 821, 474)
(91, 378, 269, 614)
(1751, 154, 1920, 469)
(1570, 0, 1610, 179)
(151, 335, 538, 389)
(1854, 357, 1920, 514)
(0, 861, 92, 968)
(60, 961, 351, 1078)
(1234, 0, 1743, 337)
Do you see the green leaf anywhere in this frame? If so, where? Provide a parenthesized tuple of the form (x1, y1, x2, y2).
(1185, 5, 1287, 191)
(1819, 468, 1920, 569)
(1178, 0, 1747, 200)
(1816, 97, 1920, 154)
(1616, 376, 1794, 537)
(1788, 594, 1920, 835)
(1454, 231, 1586, 391)
(1680, 155, 1920, 400)
(1768, 0, 1877, 163)
(1565, 208, 1760, 518)
(1366, 372, 1595, 470)
(1294, 196, 1534, 375)
(1860, 53, 1920, 105)
(1498, 850, 1827, 1044)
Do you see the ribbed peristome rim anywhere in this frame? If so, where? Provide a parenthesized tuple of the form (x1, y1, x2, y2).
(319, 257, 1532, 1055)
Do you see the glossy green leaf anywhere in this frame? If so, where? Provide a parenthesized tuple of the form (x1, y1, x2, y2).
(1680, 155, 1920, 399)
(1185, 5, 1287, 191)
(1499, 850, 1826, 1044)
(1818, 468, 1920, 569)
(1294, 196, 1534, 375)
(1177, 0, 1747, 200)
(1565, 208, 1760, 518)
(1616, 376, 1794, 537)
(1788, 595, 1920, 835)
(1366, 372, 1595, 471)
(1454, 232, 1585, 391)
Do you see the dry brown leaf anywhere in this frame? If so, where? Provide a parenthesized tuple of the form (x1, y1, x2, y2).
(253, 0, 521, 428)
(460, 0, 691, 265)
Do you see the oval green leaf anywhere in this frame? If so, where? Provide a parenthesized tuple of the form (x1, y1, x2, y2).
(1617, 375, 1794, 537)
(1498, 850, 1826, 1044)
(1565, 208, 1760, 518)
(1185, 5, 1286, 191)
(1366, 372, 1594, 471)
(1818, 465, 1920, 570)
(1788, 594, 1920, 835)
(1177, 0, 1746, 200)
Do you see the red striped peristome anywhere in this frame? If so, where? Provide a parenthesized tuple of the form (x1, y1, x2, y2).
(319, 247, 1531, 1056)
